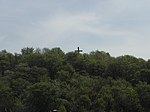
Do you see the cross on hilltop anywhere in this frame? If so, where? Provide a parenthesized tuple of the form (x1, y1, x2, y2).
(75, 47, 83, 53)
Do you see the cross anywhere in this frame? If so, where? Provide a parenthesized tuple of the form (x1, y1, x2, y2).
(75, 47, 83, 53)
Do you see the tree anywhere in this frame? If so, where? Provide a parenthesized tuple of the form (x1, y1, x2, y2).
(25, 82, 59, 112)
(15, 63, 48, 83)
(136, 82, 150, 111)
(0, 80, 15, 112)
(0, 47, 149, 111)
(21, 53, 45, 67)
(99, 85, 114, 111)
(105, 55, 145, 81)
(0, 51, 10, 76)
(21, 47, 34, 55)
(112, 85, 141, 112)
(58, 105, 67, 112)
(65, 52, 89, 74)
(76, 95, 91, 112)
(42, 48, 65, 79)
(138, 69, 150, 84)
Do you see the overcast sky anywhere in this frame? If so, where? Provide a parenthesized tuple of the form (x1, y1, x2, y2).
(0, 0, 150, 59)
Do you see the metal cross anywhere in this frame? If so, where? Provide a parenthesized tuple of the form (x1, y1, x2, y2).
(75, 47, 83, 53)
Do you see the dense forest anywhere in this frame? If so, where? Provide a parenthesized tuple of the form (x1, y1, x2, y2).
(0, 47, 150, 112)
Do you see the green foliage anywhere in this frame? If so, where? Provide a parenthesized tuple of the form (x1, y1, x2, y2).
(138, 69, 150, 83)
(0, 51, 11, 75)
(0, 47, 150, 112)
(112, 85, 141, 112)
(136, 82, 150, 111)
(58, 105, 67, 112)
(25, 82, 59, 112)
(21, 47, 34, 55)
(76, 95, 91, 111)
(0, 81, 15, 112)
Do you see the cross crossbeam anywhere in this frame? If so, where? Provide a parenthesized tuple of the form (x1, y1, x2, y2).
(75, 47, 83, 53)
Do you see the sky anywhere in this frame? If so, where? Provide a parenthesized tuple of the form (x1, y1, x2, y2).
(0, 0, 150, 59)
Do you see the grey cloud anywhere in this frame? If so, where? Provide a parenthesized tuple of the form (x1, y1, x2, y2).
(0, 0, 150, 59)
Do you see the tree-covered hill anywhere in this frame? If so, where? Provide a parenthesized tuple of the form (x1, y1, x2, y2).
(0, 47, 150, 112)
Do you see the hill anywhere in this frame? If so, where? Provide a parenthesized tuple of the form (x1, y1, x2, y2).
(0, 47, 150, 112)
